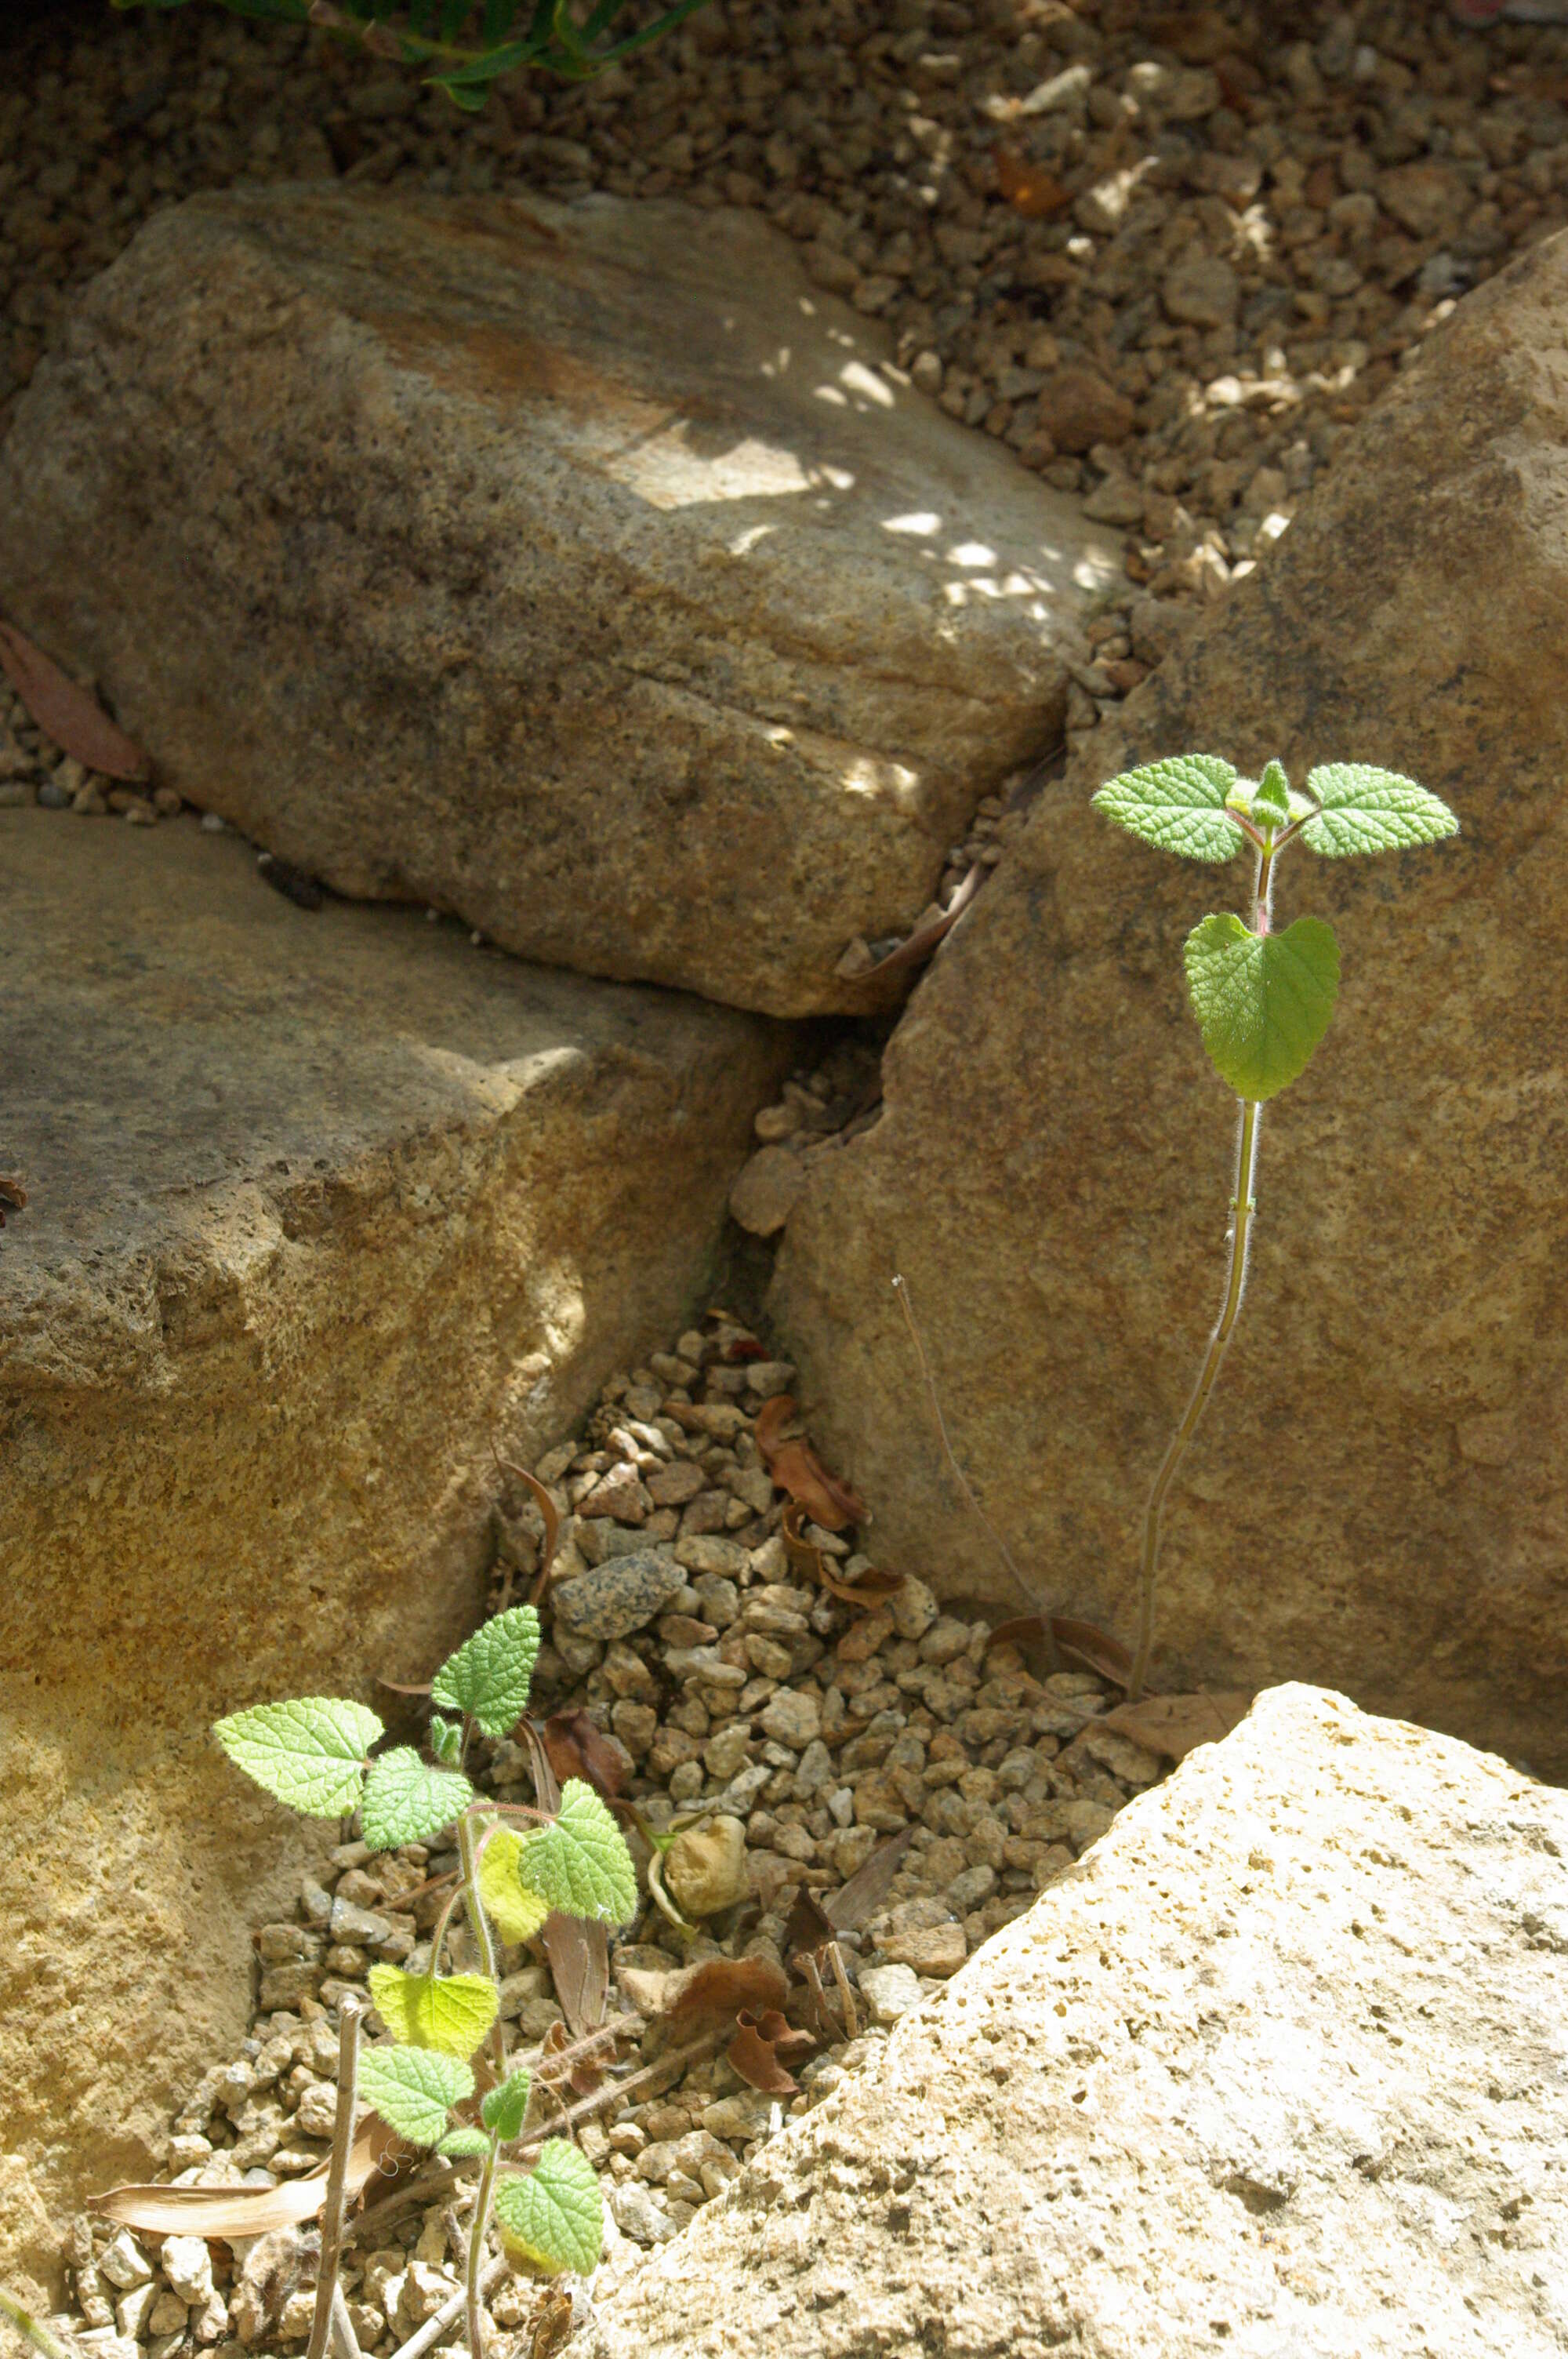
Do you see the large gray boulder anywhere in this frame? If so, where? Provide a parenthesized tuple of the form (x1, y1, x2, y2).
(592, 1686, 1568, 2358)
(0, 188, 1120, 1017)
(0, 809, 785, 2294)
(771, 229, 1568, 1776)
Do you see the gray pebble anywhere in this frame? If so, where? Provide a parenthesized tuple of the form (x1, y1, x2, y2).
(552, 1549, 685, 1641)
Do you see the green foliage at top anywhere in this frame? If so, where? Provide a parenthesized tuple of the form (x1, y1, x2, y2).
(1183, 913, 1340, 1102)
(519, 1778, 638, 1925)
(494, 2141, 603, 2275)
(1300, 763, 1460, 858)
(431, 1605, 539, 1736)
(1091, 754, 1245, 863)
(111, 0, 713, 114)
(214, 1697, 383, 1817)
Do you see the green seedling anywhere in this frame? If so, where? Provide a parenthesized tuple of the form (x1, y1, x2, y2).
(1092, 755, 1458, 1699)
(112, 0, 712, 114)
(215, 1606, 634, 2351)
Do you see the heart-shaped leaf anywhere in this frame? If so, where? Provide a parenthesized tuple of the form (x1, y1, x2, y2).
(214, 1698, 383, 1818)
(357, 2046, 474, 2147)
(494, 2143, 603, 2277)
(520, 1779, 638, 1926)
(1183, 914, 1340, 1101)
(430, 1606, 541, 1737)
(1092, 754, 1245, 862)
(360, 1749, 474, 1849)
(367, 1965, 499, 2060)
(1301, 763, 1458, 858)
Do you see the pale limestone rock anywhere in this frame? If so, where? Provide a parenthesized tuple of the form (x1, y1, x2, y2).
(589, 1688, 1568, 2358)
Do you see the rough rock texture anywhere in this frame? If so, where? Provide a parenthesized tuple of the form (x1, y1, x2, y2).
(592, 1686, 1568, 2359)
(0, 810, 785, 2293)
(772, 234, 1568, 1776)
(0, 186, 1120, 1018)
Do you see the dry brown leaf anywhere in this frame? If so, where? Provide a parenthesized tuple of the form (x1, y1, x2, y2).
(526, 2284, 576, 2359)
(541, 1911, 608, 2040)
(993, 147, 1069, 218)
(781, 1503, 902, 1612)
(621, 1954, 789, 2030)
(1049, 1616, 1134, 1688)
(90, 2117, 401, 2234)
(538, 2018, 604, 2099)
(494, 1459, 562, 1606)
(848, 864, 986, 983)
(755, 1397, 866, 1530)
(0, 1176, 26, 1229)
(822, 1826, 915, 1932)
(725, 2007, 815, 2095)
(1098, 1688, 1254, 1761)
(539, 1708, 627, 1801)
(376, 1676, 433, 1697)
(725, 2015, 799, 2095)
(0, 621, 150, 780)
(782, 1888, 834, 1960)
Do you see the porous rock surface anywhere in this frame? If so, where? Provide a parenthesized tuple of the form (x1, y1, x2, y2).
(0, 809, 784, 2291)
(773, 231, 1568, 1776)
(0, 185, 1119, 1018)
(590, 1685, 1568, 2359)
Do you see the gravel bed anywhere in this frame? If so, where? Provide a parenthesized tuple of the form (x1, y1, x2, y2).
(47, 1303, 1167, 2357)
(7, 1, 1568, 815)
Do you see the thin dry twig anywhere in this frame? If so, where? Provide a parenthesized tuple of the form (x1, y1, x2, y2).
(306, 1998, 363, 2359)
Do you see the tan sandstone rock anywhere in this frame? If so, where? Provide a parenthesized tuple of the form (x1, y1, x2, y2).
(0, 810, 784, 2295)
(0, 188, 1119, 1019)
(591, 1686, 1568, 2358)
(773, 231, 1568, 1776)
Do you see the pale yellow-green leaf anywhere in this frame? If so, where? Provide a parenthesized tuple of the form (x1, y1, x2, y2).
(478, 1827, 550, 1943)
(368, 1965, 499, 2059)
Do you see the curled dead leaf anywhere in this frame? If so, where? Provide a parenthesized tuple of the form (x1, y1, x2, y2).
(619, 1954, 789, 2030)
(539, 2017, 604, 2099)
(725, 2008, 815, 2095)
(1098, 1688, 1254, 1761)
(539, 1709, 627, 1801)
(781, 1502, 902, 1612)
(494, 1457, 562, 1606)
(90, 2117, 401, 2234)
(0, 1176, 26, 1229)
(986, 1615, 1130, 1690)
(540, 1910, 608, 2040)
(755, 1396, 866, 1531)
(0, 621, 149, 780)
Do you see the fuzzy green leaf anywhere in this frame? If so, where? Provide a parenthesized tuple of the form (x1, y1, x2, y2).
(520, 1779, 638, 1926)
(368, 1965, 500, 2059)
(1092, 754, 1245, 862)
(430, 1607, 541, 1737)
(1184, 914, 1340, 1102)
(477, 1826, 551, 1943)
(494, 2142, 603, 2276)
(1251, 759, 1290, 826)
(357, 2045, 474, 2146)
(1300, 763, 1459, 858)
(437, 2127, 492, 2158)
(361, 1749, 474, 1848)
(214, 1698, 383, 1818)
(481, 2067, 532, 2143)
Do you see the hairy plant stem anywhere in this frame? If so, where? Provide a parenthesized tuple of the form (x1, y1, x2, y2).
(1128, 838, 1276, 1703)
(0, 2288, 76, 2359)
(305, 1997, 364, 2359)
(463, 2140, 501, 2359)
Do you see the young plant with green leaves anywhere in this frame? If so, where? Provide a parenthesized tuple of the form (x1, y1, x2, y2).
(114, 0, 712, 114)
(1092, 754, 1458, 1699)
(215, 1606, 633, 2346)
